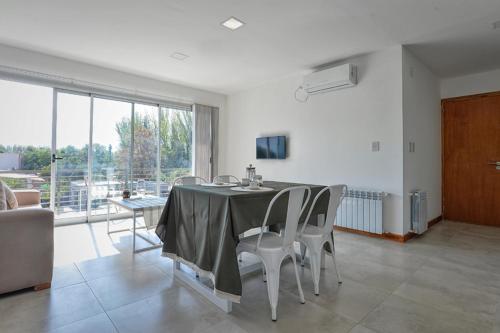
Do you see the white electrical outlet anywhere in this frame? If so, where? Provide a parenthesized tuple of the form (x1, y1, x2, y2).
(372, 141, 380, 152)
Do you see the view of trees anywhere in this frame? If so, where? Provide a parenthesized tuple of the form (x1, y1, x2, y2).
(0, 108, 192, 208)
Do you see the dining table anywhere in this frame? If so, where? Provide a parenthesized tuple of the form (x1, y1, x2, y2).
(155, 180, 329, 312)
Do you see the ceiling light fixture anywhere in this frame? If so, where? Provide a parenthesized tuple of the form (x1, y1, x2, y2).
(221, 17, 245, 30)
(170, 52, 189, 61)
(493, 20, 500, 29)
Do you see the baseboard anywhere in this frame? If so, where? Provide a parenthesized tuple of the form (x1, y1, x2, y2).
(334, 215, 443, 243)
(427, 215, 443, 228)
(333, 226, 407, 243)
(333, 226, 386, 240)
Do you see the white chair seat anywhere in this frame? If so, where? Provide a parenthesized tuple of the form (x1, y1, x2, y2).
(238, 232, 286, 252)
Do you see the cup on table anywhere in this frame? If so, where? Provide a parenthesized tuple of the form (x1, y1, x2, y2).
(249, 181, 259, 190)
(241, 178, 250, 186)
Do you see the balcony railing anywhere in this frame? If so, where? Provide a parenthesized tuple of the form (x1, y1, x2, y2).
(0, 167, 190, 219)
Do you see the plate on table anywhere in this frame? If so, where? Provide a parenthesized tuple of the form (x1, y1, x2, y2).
(230, 186, 274, 192)
(200, 183, 238, 187)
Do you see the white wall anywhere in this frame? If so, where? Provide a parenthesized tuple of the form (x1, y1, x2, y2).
(402, 48, 442, 234)
(220, 46, 405, 234)
(441, 68, 500, 99)
(0, 44, 226, 108)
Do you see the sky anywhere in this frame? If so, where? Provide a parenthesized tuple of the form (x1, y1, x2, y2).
(0, 79, 157, 151)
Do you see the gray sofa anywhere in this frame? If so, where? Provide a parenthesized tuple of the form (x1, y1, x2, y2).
(0, 190, 54, 294)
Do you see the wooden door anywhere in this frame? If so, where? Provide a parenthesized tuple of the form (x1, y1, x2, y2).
(442, 92, 500, 226)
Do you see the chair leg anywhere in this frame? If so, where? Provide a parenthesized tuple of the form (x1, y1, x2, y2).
(290, 252, 305, 304)
(263, 261, 280, 321)
(308, 244, 322, 296)
(299, 242, 307, 267)
(328, 238, 342, 284)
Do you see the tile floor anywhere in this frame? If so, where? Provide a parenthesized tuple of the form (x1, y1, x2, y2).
(1, 220, 500, 333)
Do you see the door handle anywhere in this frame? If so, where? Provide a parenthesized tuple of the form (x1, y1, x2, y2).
(487, 161, 500, 166)
(52, 154, 63, 163)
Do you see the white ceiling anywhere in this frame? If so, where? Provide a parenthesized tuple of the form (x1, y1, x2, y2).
(0, 0, 500, 94)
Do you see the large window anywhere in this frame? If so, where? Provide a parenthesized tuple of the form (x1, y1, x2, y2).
(91, 97, 133, 217)
(0, 80, 53, 208)
(0, 78, 193, 224)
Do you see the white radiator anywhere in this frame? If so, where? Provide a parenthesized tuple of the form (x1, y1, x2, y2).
(335, 188, 387, 234)
(410, 190, 428, 234)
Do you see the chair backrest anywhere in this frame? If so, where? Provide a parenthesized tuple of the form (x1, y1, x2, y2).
(173, 176, 207, 186)
(300, 184, 346, 235)
(213, 175, 241, 184)
(257, 186, 311, 249)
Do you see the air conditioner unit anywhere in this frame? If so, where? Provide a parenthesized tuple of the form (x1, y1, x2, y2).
(303, 64, 357, 95)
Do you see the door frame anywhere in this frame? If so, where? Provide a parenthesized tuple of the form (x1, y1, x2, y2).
(51, 88, 94, 225)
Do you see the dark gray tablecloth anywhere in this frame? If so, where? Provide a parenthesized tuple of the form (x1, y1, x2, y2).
(155, 181, 327, 301)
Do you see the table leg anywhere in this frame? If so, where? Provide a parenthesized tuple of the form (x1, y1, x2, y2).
(133, 210, 136, 253)
(106, 201, 110, 234)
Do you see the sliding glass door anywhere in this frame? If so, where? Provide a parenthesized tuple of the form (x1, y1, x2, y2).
(51, 91, 193, 224)
(52, 92, 91, 222)
(90, 97, 133, 218)
(0, 79, 53, 209)
(160, 106, 193, 189)
(133, 104, 160, 196)
(0, 78, 193, 225)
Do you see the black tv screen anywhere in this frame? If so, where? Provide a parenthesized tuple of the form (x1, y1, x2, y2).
(256, 136, 286, 159)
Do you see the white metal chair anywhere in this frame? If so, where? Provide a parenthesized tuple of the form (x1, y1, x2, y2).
(212, 175, 241, 184)
(296, 184, 346, 295)
(173, 176, 207, 185)
(237, 186, 311, 321)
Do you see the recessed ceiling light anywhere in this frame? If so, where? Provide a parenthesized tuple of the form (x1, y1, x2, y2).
(221, 17, 245, 30)
(493, 20, 500, 29)
(170, 52, 189, 61)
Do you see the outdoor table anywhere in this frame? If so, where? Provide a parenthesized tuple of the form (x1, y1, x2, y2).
(108, 195, 167, 253)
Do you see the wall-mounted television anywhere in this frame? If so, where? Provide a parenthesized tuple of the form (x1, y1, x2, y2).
(256, 136, 286, 159)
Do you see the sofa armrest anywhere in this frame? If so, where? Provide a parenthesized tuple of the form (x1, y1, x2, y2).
(0, 208, 54, 294)
(13, 189, 41, 206)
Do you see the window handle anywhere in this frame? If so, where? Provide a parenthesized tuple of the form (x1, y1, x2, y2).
(52, 154, 63, 163)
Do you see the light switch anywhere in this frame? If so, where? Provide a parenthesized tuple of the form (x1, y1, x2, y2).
(409, 142, 416, 153)
(372, 141, 380, 152)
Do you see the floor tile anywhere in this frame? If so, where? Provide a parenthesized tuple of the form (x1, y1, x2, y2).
(3, 219, 500, 333)
(138, 248, 174, 275)
(51, 263, 85, 289)
(394, 263, 499, 320)
(50, 313, 117, 333)
(281, 263, 389, 322)
(0, 283, 103, 333)
(75, 252, 152, 281)
(87, 265, 176, 311)
(362, 295, 493, 333)
(349, 324, 378, 333)
(107, 285, 224, 333)
(232, 272, 356, 333)
(335, 254, 411, 293)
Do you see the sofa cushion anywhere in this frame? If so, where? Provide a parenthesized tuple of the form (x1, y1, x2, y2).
(1, 181, 18, 209)
(0, 182, 7, 211)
